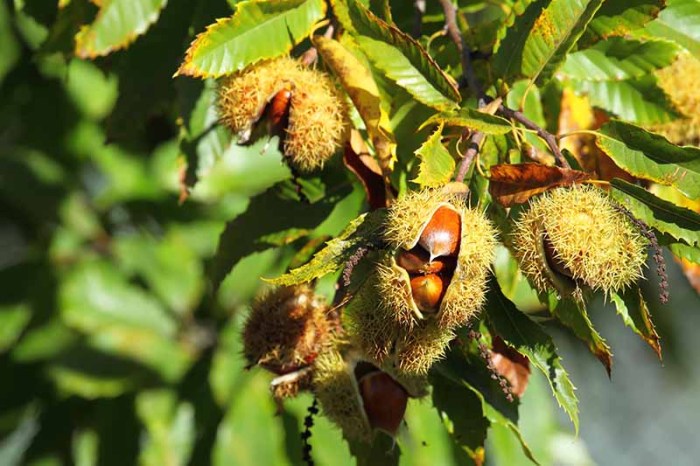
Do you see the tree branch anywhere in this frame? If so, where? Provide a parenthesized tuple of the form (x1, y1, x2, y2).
(438, 0, 482, 99)
(439, 0, 486, 183)
(496, 104, 571, 169)
(455, 131, 485, 183)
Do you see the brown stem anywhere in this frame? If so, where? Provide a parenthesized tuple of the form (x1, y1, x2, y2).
(439, 0, 486, 183)
(438, 0, 482, 99)
(497, 104, 571, 169)
(455, 131, 485, 183)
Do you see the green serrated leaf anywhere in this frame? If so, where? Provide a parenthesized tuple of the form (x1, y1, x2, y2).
(549, 296, 612, 376)
(581, 0, 664, 46)
(596, 120, 700, 198)
(559, 38, 678, 82)
(434, 353, 539, 465)
(432, 373, 488, 463)
(265, 210, 386, 286)
(420, 108, 513, 135)
(176, 0, 327, 78)
(412, 125, 455, 188)
(344, 0, 460, 110)
(611, 287, 662, 359)
(313, 35, 397, 171)
(645, 0, 700, 59)
(210, 182, 347, 290)
(610, 179, 700, 248)
(669, 242, 700, 263)
(75, 0, 168, 58)
(485, 284, 579, 432)
(368, 0, 391, 22)
(570, 74, 679, 124)
(494, 0, 604, 86)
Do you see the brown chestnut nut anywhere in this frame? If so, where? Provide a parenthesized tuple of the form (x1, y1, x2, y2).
(418, 206, 461, 261)
(397, 246, 456, 275)
(358, 371, 408, 436)
(410, 273, 445, 314)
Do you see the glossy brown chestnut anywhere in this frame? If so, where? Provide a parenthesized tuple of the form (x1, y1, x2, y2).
(358, 371, 408, 436)
(267, 88, 292, 127)
(418, 206, 461, 260)
(410, 273, 445, 314)
(397, 246, 456, 275)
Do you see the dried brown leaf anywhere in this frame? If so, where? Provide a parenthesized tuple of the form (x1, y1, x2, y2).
(343, 131, 394, 210)
(490, 336, 531, 398)
(488, 163, 589, 207)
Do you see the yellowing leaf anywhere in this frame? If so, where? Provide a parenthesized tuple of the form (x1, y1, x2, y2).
(313, 35, 397, 171)
(413, 125, 455, 188)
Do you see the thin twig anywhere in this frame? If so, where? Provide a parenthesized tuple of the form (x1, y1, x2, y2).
(497, 104, 571, 169)
(413, 0, 426, 38)
(438, 0, 482, 99)
(439, 0, 486, 183)
(455, 131, 485, 183)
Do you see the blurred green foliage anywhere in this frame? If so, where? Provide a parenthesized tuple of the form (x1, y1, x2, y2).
(1, 0, 699, 465)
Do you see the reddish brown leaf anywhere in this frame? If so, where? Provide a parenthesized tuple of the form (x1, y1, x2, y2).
(488, 163, 589, 207)
(343, 131, 394, 210)
(490, 336, 531, 398)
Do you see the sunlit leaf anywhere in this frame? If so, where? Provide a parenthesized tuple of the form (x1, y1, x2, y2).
(559, 38, 678, 82)
(342, 0, 460, 109)
(412, 125, 455, 188)
(265, 210, 385, 286)
(420, 108, 513, 135)
(176, 0, 327, 78)
(581, 0, 664, 46)
(597, 121, 700, 198)
(610, 179, 700, 248)
(75, 0, 168, 58)
(493, 0, 605, 86)
(570, 74, 679, 125)
(72, 429, 99, 466)
(313, 36, 397, 173)
(645, 0, 700, 59)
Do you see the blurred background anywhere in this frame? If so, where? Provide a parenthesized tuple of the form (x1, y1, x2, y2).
(1, 1, 699, 465)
